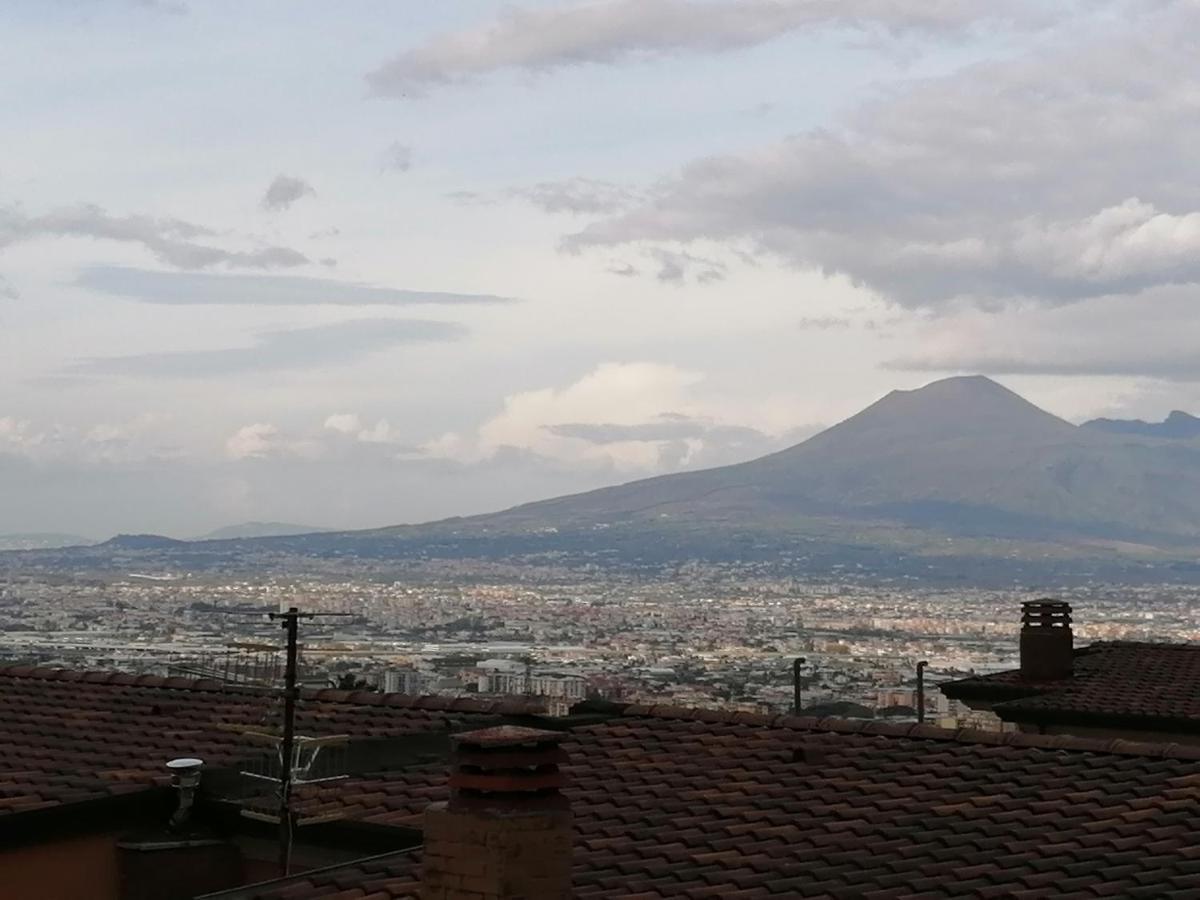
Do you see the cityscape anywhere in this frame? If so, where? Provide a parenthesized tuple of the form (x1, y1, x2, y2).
(4, 564, 1193, 727)
(6, 2, 1200, 898)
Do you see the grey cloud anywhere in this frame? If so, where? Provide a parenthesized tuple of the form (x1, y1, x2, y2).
(71, 318, 466, 379)
(0, 275, 18, 300)
(606, 262, 639, 278)
(798, 317, 852, 330)
(261, 175, 315, 212)
(75, 266, 515, 307)
(381, 142, 413, 173)
(885, 285, 1200, 382)
(0, 203, 308, 269)
(548, 418, 764, 444)
(650, 249, 725, 284)
(566, 4, 1200, 309)
(512, 178, 640, 215)
(366, 0, 1053, 97)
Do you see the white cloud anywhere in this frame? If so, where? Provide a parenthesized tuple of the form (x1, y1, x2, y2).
(225, 423, 278, 460)
(324, 413, 363, 435)
(367, 0, 1054, 97)
(422, 362, 810, 472)
(323, 413, 398, 444)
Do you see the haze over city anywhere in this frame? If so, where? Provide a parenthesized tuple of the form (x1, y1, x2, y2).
(5, 0, 1200, 537)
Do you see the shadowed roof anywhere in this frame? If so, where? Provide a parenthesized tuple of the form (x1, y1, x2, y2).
(213, 704, 1200, 899)
(941, 641, 1200, 731)
(0, 664, 544, 816)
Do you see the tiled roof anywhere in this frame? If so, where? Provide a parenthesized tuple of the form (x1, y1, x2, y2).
(227, 705, 1200, 899)
(941, 641, 1200, 729)
(0, 665, 542, 816)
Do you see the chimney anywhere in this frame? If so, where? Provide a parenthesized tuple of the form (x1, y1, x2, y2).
(1019, 599, 1073, 681)
(421, 726, 572, 900)
(117, 757, 244, 899)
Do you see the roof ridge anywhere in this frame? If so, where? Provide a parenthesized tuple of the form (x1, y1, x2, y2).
(612, 702, 1200, 760)
(1085, 639, 1200, 651)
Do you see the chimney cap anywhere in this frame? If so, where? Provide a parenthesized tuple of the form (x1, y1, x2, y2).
(1021, 599, 1072, 627)
(451, 725, 564, 750)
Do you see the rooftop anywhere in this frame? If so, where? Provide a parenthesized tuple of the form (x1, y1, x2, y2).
(940, 640, 1200, 731)
(7, 665, 1200, 898)
(0, 664, 544, 816)
(218, 705, 1200, 898)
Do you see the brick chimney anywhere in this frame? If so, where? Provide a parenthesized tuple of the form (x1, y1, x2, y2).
(1019, 599, 1073, 681)
(421, 726, 572, 900)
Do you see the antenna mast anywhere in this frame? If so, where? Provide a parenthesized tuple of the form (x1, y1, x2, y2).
(270, 606, 306, 875)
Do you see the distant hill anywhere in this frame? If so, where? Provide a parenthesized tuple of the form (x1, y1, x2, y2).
(196, 521, 329, 541)
(1083, 410, 1200, 440)
(100, 534, 187, 551)
(0, 533, 94, 552)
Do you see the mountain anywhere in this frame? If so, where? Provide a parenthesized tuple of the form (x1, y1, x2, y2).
(10, 376, 1200, 576)
(1083, 410, 1200, 440)
(381, 375, 1200, 546)
(0, 533, 94, 552)
(196, 521, 329, 541)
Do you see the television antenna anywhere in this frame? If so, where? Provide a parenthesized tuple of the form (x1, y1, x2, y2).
(229, 606, 354, 876)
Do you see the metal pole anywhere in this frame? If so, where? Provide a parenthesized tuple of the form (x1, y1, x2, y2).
(278, 607, 299, 876)
(916, 660, 928, 724)
(793, 657, 806, 715)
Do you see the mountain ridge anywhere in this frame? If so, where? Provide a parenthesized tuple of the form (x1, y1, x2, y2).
(9, 376, 1200, 573)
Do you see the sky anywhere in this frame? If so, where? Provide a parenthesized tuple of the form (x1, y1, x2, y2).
(2, 0, 1199, 538)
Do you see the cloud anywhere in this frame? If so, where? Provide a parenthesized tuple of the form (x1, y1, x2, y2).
(366, 0, 1053, 97)
(797, 316, 852, 330)
(225, 423, 277, 460)
(71, 317, 467, 379)
(423, 362, 813, 472)
(0, 203, 308, 269)
(261, 175, 315, 212)
(0, 275, 18, 300)
(0, 414, 176, 465)
(886, 285, 1200, 382)
(512, 178, 640, 215)
(649, 248, 725, 284)
(381, 142, 413, 173)
(565, 3, 1200, 309)
(323, 413, 401, 445)
(75, 266, 515, 306)
(548, 415, 769, 446)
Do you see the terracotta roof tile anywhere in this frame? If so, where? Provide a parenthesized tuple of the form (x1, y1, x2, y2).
(226, 703, 1200, 899)
(0, 665, 529, 816)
